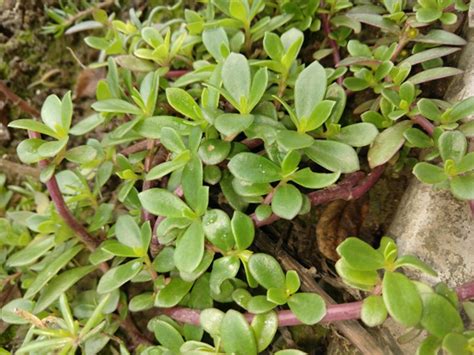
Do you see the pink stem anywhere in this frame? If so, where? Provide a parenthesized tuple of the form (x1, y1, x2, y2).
(411, 115, 435, 136)
(251, 169, 372, 228)
(160, 280, 474, 327)
(321, 10, 342, 84)
(164, 70, 189, 79)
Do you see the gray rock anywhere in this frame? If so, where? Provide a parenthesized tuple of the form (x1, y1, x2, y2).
(384, 26, 474, 354)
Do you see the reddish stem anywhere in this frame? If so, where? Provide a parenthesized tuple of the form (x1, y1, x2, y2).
(120, 140, 153, 156)
(161, 280, 474, 327)
(164, 70, 189, 79)
(411, 115, 435, 136)
(321, 11, 342, 84)
(0, 81, 102, 253)
(251, 169, 375, 228)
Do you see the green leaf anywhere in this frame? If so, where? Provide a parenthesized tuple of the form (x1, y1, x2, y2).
(333, 123, 379, 147)
(420, 293, 463, 338)
(153, 246, 175, 273)
(115, 54, 155, 72)
(231, 211, 254, 250)
(249, 253, 285, 290)
(17, 139, 46, 164)
(450, 174, 474, 200)
(276, 130, 314, 150)
(129, 293, 154, 312)
(155, 277, 194, 307)
(97, 259, 143, 294)
(251, 311, 278, 352)
(150, 319, 184, 352)
(146, 151, 190, 180)
(166, 88, 203, 121)
(271, 184, 302, 220)
(198, 139, 231, 165)
(458, 151, 474, 173)
(335, 259, 378, 289)
(450, 97, 474, 122)
(200, 308, 224, 336)
(92, 99, 142, 115)
(160, 127, 186, 153)
(1, 299, 35, 324)
(228, 153, 282, 183)
(395, 255, 438, 276)
(41, 94, 63, 131)
(139, 188, 194, 218)
(248, 68, 268, 112)
(263, 32, 284, 61)
(413, 163, 447, 184)
(442, 333, 469, 355)
(246, 295, 276, 314)
(414, 29, 466, 46)
(34, 265, 95, 312)
(368, 120, 413, 168)
(295, 61, 327, 121)
(210, 255, 240, 294)
(101, 240, 140, 257)
(115, 215, 144, 251)
(37, 137, 68, 158)
(416, 8, 442, 23)
(285, 270, 301, 294)
(401, 47, 461, 66)
(404, 128, 433, 148)
(305, 140, 360, 173)
(24, 245, 82, 299)
(382, 271, 422, 327)
(222, 53, 251, 109)
(343, 77, 370, 91)
(65, 145, 97, 164)
(182, 156, 207, 214)
(288, 293, 326, 325)
(416, 335, 441, 355)
(8, 119, 58, 138)
(202, 209, 235, 251)
(336, 237, 385, 271)
(408, 67, 463, 85)
(291, 168, 340, 189)
(7, 235, 54, 267)
(220, 310, 257, 355)
(202, 27, 229, 62)
(175, 221, 205, 273)
(215, 113, 254, 136)
(306, 100, 336, 132)
(361, 295, 387, 326)
(438, 131, 467, 164)
(417, 99, 442, 121)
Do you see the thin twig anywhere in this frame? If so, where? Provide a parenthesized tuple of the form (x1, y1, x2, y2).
(63, 0, 114, 28)
(0, 159, 41, 178)
(320, 6, 342, 84)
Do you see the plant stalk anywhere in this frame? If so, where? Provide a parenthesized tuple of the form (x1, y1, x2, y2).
(160, 280, 474, 327)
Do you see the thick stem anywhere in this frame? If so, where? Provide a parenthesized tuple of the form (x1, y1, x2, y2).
(63, 0, 114, 28)
(411, 115, 435, 136)
(251, 170, 371, 228)
(160, 280, 474, 327)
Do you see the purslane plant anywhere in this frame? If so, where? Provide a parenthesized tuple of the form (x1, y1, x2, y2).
(1, 0, 474, 354)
